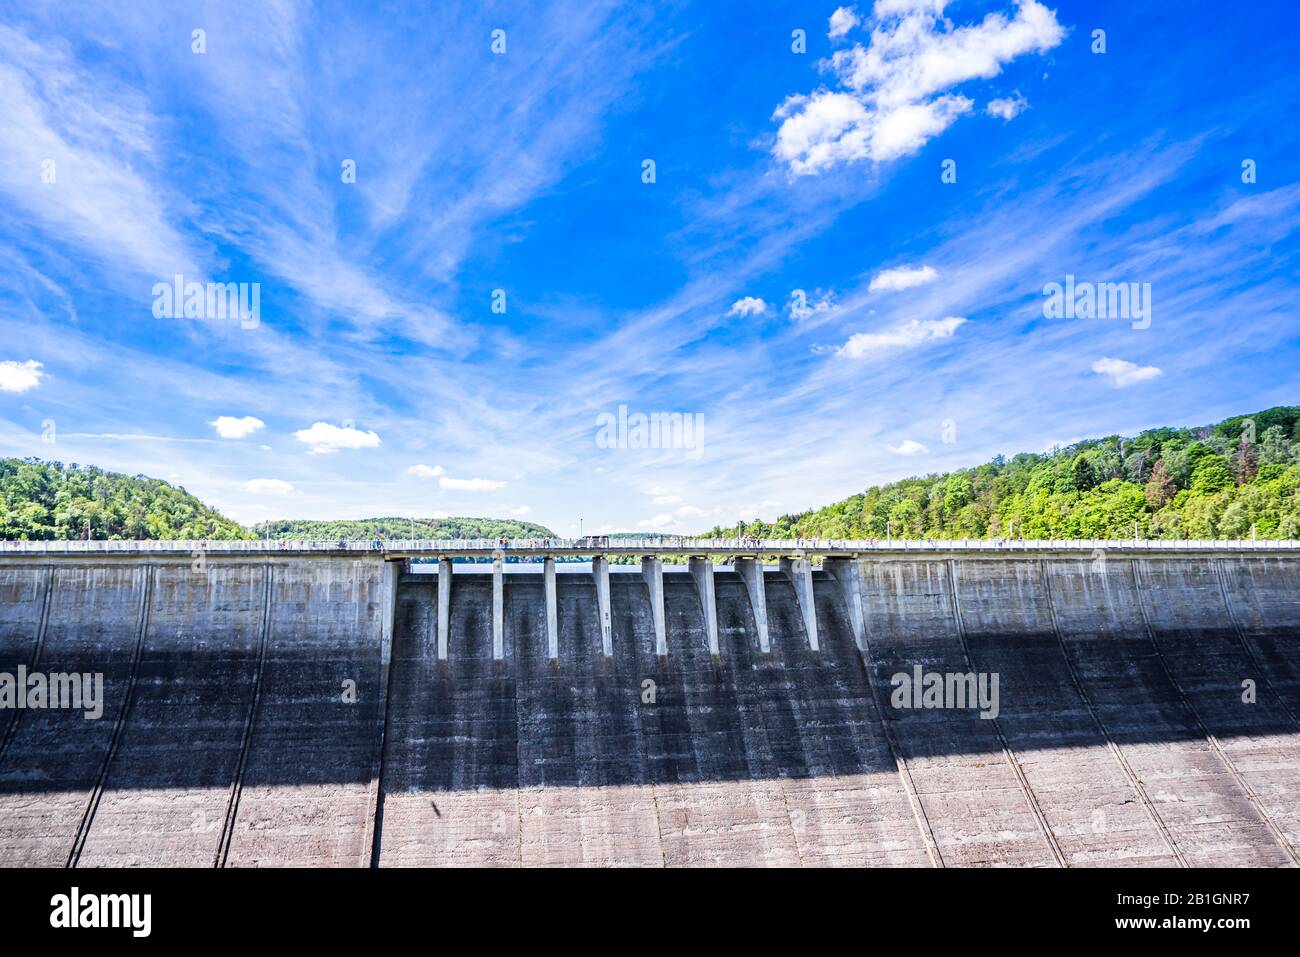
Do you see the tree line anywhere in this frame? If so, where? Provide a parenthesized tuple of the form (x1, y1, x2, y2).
(703, 406, 1300, 541)
(0, 458, 248, 540)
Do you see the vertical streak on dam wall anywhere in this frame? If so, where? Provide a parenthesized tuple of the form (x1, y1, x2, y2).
(223, 560, 387, 867)
(218, 564, 274, 867)
(0, 566, 51, 757)
(788, 572, 932, 866)
(374, 568, 931, 866)
(1218, 556, 1300, 722)
(376, 574, 521, 866)
(74, 563, 267, 866)
(1045, 558, 1290, 866)
(858, 560, 1060, 866)
(0, 565, 149, 865)
(514, 574, 660, 866)
(361, 560, 399, 866)
(634, 572, 801, 866)
(1135, 559, 1300, 861)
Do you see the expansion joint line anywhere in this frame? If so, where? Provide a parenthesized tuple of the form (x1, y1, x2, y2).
(0, 565, 55, 767)
(1038, 560, 1186, 867)
(216, 563, 274, 867)
(1214, 558, 1300, 731)
(778, 784, 806, 868)
(366, 562, 401, 868)
(947, 559, 1067, 868)
(847, 574, 943, 868)
(68, 563, 153, 868)
(1132, 559, 1300, 867)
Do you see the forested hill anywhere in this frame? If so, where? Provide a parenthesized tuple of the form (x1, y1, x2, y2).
(705, 406, 1300, 541)
(0, 458, 249, 540)
(252, 516, 556, 541)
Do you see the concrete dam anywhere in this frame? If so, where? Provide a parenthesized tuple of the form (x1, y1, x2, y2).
(1, 540, 1298, 867)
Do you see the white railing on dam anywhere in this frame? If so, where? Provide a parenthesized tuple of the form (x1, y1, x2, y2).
(1, 537, 1298, 556)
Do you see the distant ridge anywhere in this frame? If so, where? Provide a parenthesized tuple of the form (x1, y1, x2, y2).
(252, 516, 556, 541)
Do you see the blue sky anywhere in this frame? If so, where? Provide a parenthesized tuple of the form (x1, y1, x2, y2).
(1, 0, 1297, 534)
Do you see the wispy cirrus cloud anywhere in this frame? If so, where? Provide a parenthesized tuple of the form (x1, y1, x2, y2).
(0, 23, 203, 280)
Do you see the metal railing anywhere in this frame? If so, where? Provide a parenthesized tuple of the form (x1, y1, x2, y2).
(1, 537, 1298, 555)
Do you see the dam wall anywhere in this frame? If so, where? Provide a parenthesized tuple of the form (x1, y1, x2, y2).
(0, 547, 1296, 867)
(0, 557, 393, 868)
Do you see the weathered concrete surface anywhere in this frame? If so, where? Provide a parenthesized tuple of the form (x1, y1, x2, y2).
(0, 565, 147, 865)
(1, 551, 1298, 867)
(221, 559, 387, 867)
(0, 566, 49, 753)
(1045, 558, 1291, 866)
(76, 563, 267, 866)
(1135, 558, 1300, 861)
(860, 560, 1059, 867)
(1219, 556, 1300, 719)
(372, 570, 929, 867)
(952, 558, 1176, 866)
(375, 575, 520, 866)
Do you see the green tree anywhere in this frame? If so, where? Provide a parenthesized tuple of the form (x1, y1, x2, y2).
(1191, 457, 1233, 494)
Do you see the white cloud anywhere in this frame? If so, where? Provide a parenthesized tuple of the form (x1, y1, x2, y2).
(243, 478, 295, 494)
(836, 316, 966, 358)
(292, 421, 382, 455)
(406, 463, 447, 478)
(773, 0, 1064, 175)
(0, 359, 45, 393)
(652, 494, 682, 505)
(772, 91, 875, 176)
(440, 476, 506, 492)
(888, 439, 930, 455)
(829, 6, 861, 39)
(209, 415, 265, 439)
(727, 296, 769, 317)
(1091, 357, 1163, 388)
(675, 505, 706, 517)
(868, 264, 939, 292)
(986, 92, 1028, 121)
(499, 504, 532, 516)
